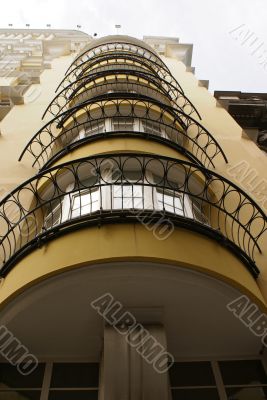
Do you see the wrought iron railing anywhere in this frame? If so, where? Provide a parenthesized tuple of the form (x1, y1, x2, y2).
(72, 53, 170, 80)
(19, 94, 227, 170)
(1, 154, 266, 277)
(54, 41, 201, 119)
(66, 41, 177, 82)
(44, 68, 199, 119)
(57, 50, 184, 93)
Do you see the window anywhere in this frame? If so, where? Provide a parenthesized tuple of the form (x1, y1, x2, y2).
(0, 362, 100, 399)
(156, 188, 185, 215)
(170, 361, 216, 386)
(50, 363, 99, 388)
(67, 116, 183, 148)
(169, 360, 267, 399)
(169, 362, 219, 400)
(112, 171, 144, 209)
(112, 117, 135, 132)
(141, 118, 184, 146)
(106, 89, 137, 96)
(44, 188, 100, 229)
(49, 363, 99, 399)
(71, 120, 105, 143)
(0, 363, 44, 399)
(84, 120, 105, 136)
(219, 360, 267, 399)
(171, 388, 219, 400)
(226, 386, 267, 400)
(44, 199, 63, 229)
(155, 185, 209, 224)
(43, 170, 209, 229)
(141, 119, 163, 137)
(113, 184, 143, 209)
(191, 199, 209, 224)
(70, 188, 99, 219)
(219, 360, 267, 385)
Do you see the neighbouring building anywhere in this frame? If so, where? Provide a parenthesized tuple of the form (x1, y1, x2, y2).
(214, 91, 267, 154)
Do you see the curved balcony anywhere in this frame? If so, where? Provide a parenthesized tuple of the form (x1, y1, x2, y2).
(45, 68, 199, 119)
(66, 39, 175, 80)
(1, 154, 266, 277)
(74, 53, 167, 77)
(57, 50, 185, 99)
(19, 94, 227, 170)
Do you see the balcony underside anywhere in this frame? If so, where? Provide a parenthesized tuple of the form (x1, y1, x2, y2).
(0, 254, 265, 359)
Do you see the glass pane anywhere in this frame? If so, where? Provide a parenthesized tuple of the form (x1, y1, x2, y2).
(72, 194, 88, 209)
(0, 363, 45, 389)
(142, 119, 161, 136)
(122, 198, 133, 208)
(44, 199, 64, 228)
(226, 386, 267, 399)
(71, 121, 105, 143)
(157, 191, 184, 214)
(45, 206, 62, 228)
(133, 197, 143, 208)
(81, 194, 92, 206)
(192, 201, 208, 224)
(112, 117, 134, 131)
(113, 186, 122, 197)
(121, 198, 143, 209)
(122, 185, 133, 197)
(174, 196, 183, 209)
(133, 186, 143, 197)
(172, 388, 219, 400)
(0, 391, 41, 400)
(113, 197, 123, 209)
(49, 391, 98, 400)
(71, 190, 99, 217)
(50, 363, 99, 388)
(122, 185, 142, 198)
(219, 360, 267, 385)
(113, 185, 143, 209)
(85, 121, 105, 136)
(169, 362, 216, 386)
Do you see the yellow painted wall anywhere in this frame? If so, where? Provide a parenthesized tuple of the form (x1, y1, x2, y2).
(0, 223, 265, 311)
(49, 137, 191, 167)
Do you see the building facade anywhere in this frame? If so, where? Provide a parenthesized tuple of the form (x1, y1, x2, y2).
(0, 31, 266, 400)
(0, 29, 90, 123)
(214, 91, 267, 154)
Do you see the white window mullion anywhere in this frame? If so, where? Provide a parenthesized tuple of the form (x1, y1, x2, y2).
(62, 189, 72, 222)
(106, 118, 112, 132)
(134, 118, 140, 132)
(101, 163, 114, 210)
(183, 194, 193, 218)
(143, 170, 154, 210)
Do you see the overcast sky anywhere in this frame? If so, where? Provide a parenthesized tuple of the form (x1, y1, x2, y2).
(1, 0, 266, 93)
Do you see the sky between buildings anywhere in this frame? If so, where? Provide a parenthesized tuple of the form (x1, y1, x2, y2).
(0, 0, 266, 93)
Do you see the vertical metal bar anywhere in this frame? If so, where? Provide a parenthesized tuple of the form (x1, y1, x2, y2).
(211, 360, 227, 400)
(40, 362, 52, 400)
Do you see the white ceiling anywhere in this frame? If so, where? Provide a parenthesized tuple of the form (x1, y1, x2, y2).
(0, 261, 262, 361)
